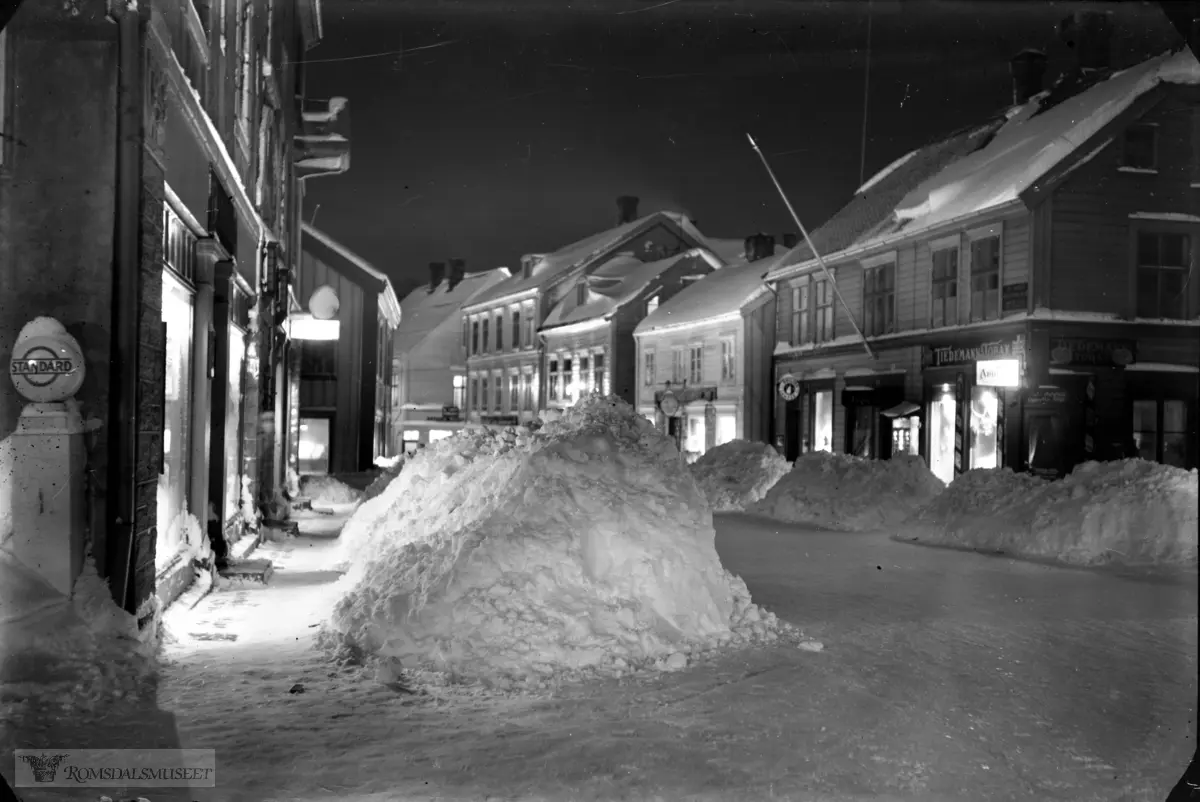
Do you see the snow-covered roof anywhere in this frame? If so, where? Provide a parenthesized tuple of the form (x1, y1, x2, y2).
(635, 248, 783, 335)
(464, 211, 708, 311)
(301, 223, 402, 327)
(394, 268, 510, 354)
(541, 249, 722, 330)
(877, 48, 1199, 238)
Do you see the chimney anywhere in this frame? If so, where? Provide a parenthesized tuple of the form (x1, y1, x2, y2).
(616, 195, 640, 225)
(447, 258, 466, 291)
(1009, 49, 1048, 105)
(744, 233, 775, 263)
(1059, 11, 1112, 71)
(428, 261, 446, 292)
(782, 233, 799, 249)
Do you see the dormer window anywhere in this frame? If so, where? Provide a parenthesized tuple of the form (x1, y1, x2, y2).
(646, 295, 659, 316)
(1121, 124, 1157, 171)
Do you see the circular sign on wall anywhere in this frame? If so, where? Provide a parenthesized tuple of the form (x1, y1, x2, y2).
(778, 376, 801, 402)
(9, 333, 86, 403)
(659, 391, 680, 416)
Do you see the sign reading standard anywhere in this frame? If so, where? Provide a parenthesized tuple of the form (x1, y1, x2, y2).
(9, 332, 87, 403)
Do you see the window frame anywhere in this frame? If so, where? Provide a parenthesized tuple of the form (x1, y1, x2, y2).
(452, 374, 466, 410)
(1132, 396, 1193, 468)
(548, 357, 560, 402)
(671, 347, 685, 383)
(493, 369, 503, 410)
(494, 310, 504, 351)
(966, 225, 1003, 324)
(814, 277, 834, 343)
(593, 351, 606, 396)
(861, 255, 896, 337)
(688, 343, 703, 385)
(643, 348, 655, 386)
(1133, 226, 1193, 321)
(522, 301, 535, 348)
(720, 337, 735, 382)
(508, 369, 520, 412)
(471, 318, 480, 355)
(1120, 122, 1158, 172)
(790, 278, 810, 345)
(511, 306, 521, 351)
(930, 236, 960, 329)
(646, 295, 659, 317)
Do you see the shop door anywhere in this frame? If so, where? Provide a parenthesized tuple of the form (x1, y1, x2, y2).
(846, 406, 876, 458)
(667, 415, 683, 450)
(785, 397, 801, 460)
(1024, 410, 1066, 479)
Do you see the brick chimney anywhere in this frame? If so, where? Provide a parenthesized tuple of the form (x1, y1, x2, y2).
(782, 233, 799, 249)
(428, 261, 446, 292)
(1010, 49, 1048, 105)
(1059, 10, 1112, 71)
(616, 195, 640, 225)
(447, 258, 466, 291)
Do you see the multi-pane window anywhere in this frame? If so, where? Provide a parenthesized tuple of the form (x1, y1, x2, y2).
(1121, 124, 1157, 170)
(790, 281, 810, 345)
(548, 358, 560, 402)
(481, 318, 490, 352)
(689, 345, 703, 384)
(493, 371, 503, 410)
(1133, 398, 1190, 467)
(862, 262, 896, 337)
(494, 312, 504, 351)
(720, 339, 735, 382)
(562, 358, 574, 402)
(931, 246, 959, 328)
(646, 295, 659, 316)
(1136, 232, 1190, 320)
(299, 339, 336, 377)
(593, 353, 606, 395)
(162, 206, 198, 283)
(511, 309, 521, 349)
(672, 348, 685, 382)
(969, 236, 1001, 323)
(643, 350, 655, 386)
(815, 279, 834, 343)
(471, 319, 480, 355)
(509, 371, 519, 411)
(522, 302, 535, 347)
(521, 371, 534, 410)
(453, 375, 466, 410)
(579, 355, 591, 395)
(480, 375, 490, 412)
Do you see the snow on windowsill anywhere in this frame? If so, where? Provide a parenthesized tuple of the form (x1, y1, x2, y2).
(1129, 212, 1200, 223)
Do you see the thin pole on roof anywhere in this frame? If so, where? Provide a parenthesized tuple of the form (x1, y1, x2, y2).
(746, 133, 876, 360)
(858, 0, 873, 187)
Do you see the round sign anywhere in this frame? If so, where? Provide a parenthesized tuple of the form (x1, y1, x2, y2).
(10, 334, 86, 402)
(778, 377, 800, 402)
(659, 391, 680, 416)
(309, 285, 340, 320)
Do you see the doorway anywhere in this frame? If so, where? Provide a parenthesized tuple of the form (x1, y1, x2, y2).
(1024, 410, 1065, 478)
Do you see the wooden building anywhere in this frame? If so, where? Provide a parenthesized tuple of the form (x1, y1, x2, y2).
(634, 234, 784, 460)
(766, 32, 1199, 481)
(297, 224, 401, 474)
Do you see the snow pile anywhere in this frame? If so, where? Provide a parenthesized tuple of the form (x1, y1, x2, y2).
(897, 460, 1199, 567)
(0, 434, 13, 548)
(364, 458, 405, 501)
(326, 395, 797, 689)
(301, 474, 364, 506)
(690, 440, 791, 512)
(746, 452, 946, 531)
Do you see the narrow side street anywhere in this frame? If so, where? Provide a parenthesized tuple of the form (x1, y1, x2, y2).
(155, 512, 1198, 802)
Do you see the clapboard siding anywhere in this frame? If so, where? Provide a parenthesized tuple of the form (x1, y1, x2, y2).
(1049, 90, 1199, 316)
(895, 242, 920, 331)
(1001, 216, 1031, 316)
(832, 264, 862, 339)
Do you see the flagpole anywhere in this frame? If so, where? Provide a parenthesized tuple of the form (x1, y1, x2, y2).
(746, 133, 875, 360)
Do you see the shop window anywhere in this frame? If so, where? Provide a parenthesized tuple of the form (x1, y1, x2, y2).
(891, 415, 921, 457)
(1121, 124, 1157, 170)
(481, 375, 490, 412)
(812, 390, 833, 452)
(593, 352, 606, 395)
(643, 349, 655, 386)
(494, 312, 504, 351)
(931, 246, 959, 328)
(969, 235, 1001, 322)
(1136, 232, 1190, 320)
(720, 339, 735, 382)
(928, 384, 956, 484)
(1134, 398, 1191, 467)
(579, 354, 591, 395)
(815, 279, 834, 343)
(548, 358, 560, 402)
(157, 274, 195, 569)
(716, 413, 737, 446)
(862, 262, 896, 337)
(969, 386, 1000, 469)
(163, 206, 198, 283)
(689, 345, 703, 384)
(452, 375, 466, 410)
(672, 348, 684, 383)
(299, 339, 336, 377)
(790, 280, 810, 345)
(298, 417, 331, 474)
(471, 319, 480, 355)
(482, 318, 490, 353)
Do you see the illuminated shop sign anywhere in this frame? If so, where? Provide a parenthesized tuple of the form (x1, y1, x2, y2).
(976, 358, 1020, 388)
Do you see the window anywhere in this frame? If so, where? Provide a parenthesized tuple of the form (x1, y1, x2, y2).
(720, 339, 735, 382)
(862, 261, 896, 337)
(1121, 124, 1157, 170)
(548, 358, 560, 402)
(298, 417, 331, 475)
(716, 414, 737, 446)
(576, 282, 587, 306)
(482, 317, 490, 352)
(969, 235, 1001, 322)
(509, 371, 519, 411)
(494, 371, 503, 410)
(471, 319, 480, 355)
(481, 375, 490, 412)
(157, 274, 194, 569)
(300, 339, 336, 377)
(643, 349, 655, 386)
(689, 344, 703, 384)
(163, 206, 198, 283)
(1136, 232, 1190, 320)
(815, 279, 834, 343)
(511, 309, 521, 349)
(579, 355, 591, 396)
(790, 281, 810, 345)
(521, 371, 533, 411)
(593, 352, 606, 395)
(812, 390, 833, 452)
(495, 312, 504, 351)
(462, 317, 470, 352)
(931, 245, 959, 328)
(1133, 399, 1190, 467)
(235, 1, 256, 141)
(471, 375, 480, 410)
(453, 375, 466, 410)
(562, 358, 574, 402)
(522, 302, 535, 347)
(672, 348, 684, 382)
(646, 295, 659, 316)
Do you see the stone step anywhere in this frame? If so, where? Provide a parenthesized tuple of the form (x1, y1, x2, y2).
(217, 558, 274, 586)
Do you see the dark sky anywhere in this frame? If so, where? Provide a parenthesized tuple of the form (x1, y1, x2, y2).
(302, 0, 1180, 298)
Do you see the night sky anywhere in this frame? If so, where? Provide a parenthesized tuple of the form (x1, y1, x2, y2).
(302, 0, 1180, 298)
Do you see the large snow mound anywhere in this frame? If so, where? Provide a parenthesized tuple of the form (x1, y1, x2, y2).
(690, 440, 791, 512)
(326, 396, 795, 688)
(746, 452, 946, 531)
(896, 460, 1199, 567)
(300, 474, 364, 506)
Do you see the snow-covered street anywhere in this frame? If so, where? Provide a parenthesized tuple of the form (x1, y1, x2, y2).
(151, 510, 1197, 802)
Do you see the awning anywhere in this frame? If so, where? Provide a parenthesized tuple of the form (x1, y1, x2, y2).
(881, 401, 921, 418)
